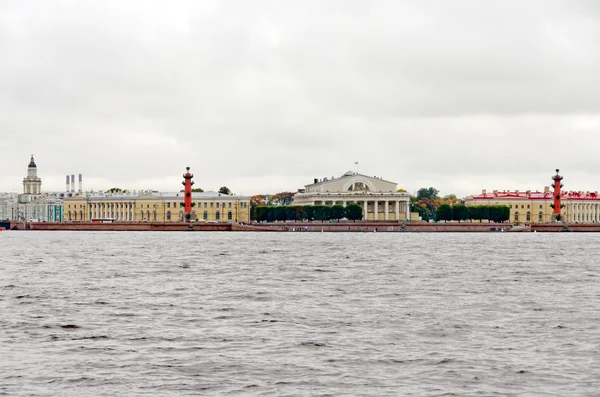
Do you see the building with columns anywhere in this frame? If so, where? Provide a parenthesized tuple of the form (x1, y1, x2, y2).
(62, 191, 251, 223)
(292, 171, 413, 221)
(466, 187, 600, 223)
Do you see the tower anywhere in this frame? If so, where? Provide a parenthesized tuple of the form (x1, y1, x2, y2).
(23, 155, 42, 195)
(181, 167, 195, 220)
(551, 169, 564, 222)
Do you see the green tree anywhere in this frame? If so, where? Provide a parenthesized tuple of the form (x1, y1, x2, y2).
(436, 204, 453, 223)
(302, 205, 314, 221)
(255, 206, 268, 222)
(106, 187, 123, 193)
(417, 187, 439, 201)
(218, 186, 232, 195)
(397, 188, 408, 193)
(267, 206, 275, 222)
(323, 206, 334, 221)
(331, 204, 345, 220)
(313, 206, 326, 221)
(479, 206, 490, 222)
(452, 204, 469, 222)
(274, 206, 286, 221)
(469, 206, 480, 222)
(345, 203, 363, 221)
(285, 206, 296, 221)
(180, 188, 204, 193)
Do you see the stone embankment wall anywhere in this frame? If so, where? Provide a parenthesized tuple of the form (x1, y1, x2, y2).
(17, 222, 231, 231)
(9, 220, 600, 232)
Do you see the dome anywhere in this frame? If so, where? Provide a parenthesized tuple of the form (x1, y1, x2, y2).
(28, 155, 37, 168)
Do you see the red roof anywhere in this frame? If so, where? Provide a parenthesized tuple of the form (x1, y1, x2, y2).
(470, 190, 600, 201)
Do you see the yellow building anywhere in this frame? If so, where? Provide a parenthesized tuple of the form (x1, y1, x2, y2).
(63, 191, 251, 223)
(466, 188, 600, 223)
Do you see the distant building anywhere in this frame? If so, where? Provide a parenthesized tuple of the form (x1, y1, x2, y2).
(293, 171, 413, 221)
(0, 156, 63, 222)
(466, 187, 600, 223)
(62, 191, 251, 223)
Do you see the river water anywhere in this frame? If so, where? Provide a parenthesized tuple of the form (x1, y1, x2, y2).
(1, 231, 599, 396)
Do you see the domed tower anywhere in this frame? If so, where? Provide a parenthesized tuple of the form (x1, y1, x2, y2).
(23, 155, 42, 195)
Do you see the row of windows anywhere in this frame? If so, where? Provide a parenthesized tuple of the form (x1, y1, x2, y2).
(68, 201, 249, 209)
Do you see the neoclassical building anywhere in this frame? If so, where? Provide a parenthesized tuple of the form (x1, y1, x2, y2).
(62, 191, 251, 223)
(466, 188, 600, 223)
(293, 171, 412, 221)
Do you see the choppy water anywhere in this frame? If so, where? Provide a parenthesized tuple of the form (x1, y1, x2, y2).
(1, 231, 599, 396)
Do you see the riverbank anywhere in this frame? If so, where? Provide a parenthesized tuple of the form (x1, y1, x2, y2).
(4, 220, 598, 232)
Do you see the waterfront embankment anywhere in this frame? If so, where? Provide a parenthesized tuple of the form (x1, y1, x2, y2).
(5, 220, 597, 232)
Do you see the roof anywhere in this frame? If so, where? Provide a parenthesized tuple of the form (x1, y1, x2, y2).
(308, 172, 397, 187)
(469, 190, 600, 201)
(28, 155, 37, 168)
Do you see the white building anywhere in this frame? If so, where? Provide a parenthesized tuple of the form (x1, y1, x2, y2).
(293, 171, 412, 221)
(0, 156, 64, 222)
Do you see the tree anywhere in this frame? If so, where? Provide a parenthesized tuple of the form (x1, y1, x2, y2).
(479, 206, 490, 222)
(436, 204, 453, 223)
(218, 186, 232, 195)
(106, 187, 123, 193)
(270, 192, 296, 206)
(302, 205, 314, 221)
(274, 206, 286, 221)
(397, 188, 408, 193)
(345, 203, 363, 221)
(180, 188, 204, 192)
(285, 206, 297, 221)
(331, 204, 345, 220)
(469, 206, 481, 222)
(417, 187, 439, 201)
(452, 204, 469, 222)
(313, 206, 326, 221)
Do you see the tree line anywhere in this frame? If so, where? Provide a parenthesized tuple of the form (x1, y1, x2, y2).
(253, 203, 363, 222)
(435, 204, 510, 223)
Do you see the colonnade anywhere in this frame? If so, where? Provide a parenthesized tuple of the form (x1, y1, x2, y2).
(89, 202, 135, 221)
(569, 203, 600, 223)
(314, 199, 411, 221)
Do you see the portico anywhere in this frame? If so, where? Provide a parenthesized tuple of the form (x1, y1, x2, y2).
(293, 171, 412, 221)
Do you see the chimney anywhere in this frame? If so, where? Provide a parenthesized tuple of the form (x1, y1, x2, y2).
(78, 174, 82, 193)
(544, 186, 550, 193)
(66, 175, 70, 192)
(71, 174, 75, 193)
(482, 189, 487, 195)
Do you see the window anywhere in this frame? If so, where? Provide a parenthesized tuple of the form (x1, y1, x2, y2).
(204, 202, 207, 208)
(167, 202, 171, 208)
(216, 211, 220, 220)
(228, 202, 232, 208)
(228, 211, 232, 220)
(527, 205, 530, 209)
(526, 212, 531, 221)
(539, 205, 543, 209)
(521, 205, 524, 209)
(210, 203, 213, 208)
(167, 211, 171, 220)
(203, 211, 208, 220)
(515, 212, 519, 221)
(539, 212, 543, 221)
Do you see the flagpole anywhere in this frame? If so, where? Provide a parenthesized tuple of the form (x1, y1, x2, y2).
(355, 161, 359, 174)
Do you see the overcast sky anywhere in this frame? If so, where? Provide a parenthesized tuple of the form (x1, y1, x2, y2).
(1, 0, 599, 197)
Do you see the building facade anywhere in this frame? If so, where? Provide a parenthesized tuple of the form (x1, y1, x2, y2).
(466, 188, 600, 223)
(293, 171, 413, 221)
(0, 156, 64, 222)
(62, 191, 251, 223)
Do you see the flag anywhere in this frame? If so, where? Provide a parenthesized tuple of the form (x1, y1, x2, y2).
(355, 161, 358, 164)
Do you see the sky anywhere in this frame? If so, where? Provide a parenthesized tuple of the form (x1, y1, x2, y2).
(1, 0, 600, 197)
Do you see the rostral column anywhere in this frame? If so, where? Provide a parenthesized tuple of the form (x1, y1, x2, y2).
(551, 169, 563, 222)
(182, 167, 194, 219)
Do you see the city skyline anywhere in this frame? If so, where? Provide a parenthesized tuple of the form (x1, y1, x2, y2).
(2, 1, 600, 196)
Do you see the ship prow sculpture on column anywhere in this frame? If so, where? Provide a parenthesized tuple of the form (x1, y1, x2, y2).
(550, 169, 564, 223)
(181, 166, 197, 222)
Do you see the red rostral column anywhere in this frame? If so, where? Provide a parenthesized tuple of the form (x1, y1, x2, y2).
(552, 169, 563, 218)
(182, 167, 194, 214)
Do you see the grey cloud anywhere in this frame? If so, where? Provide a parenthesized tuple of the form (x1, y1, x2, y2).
(1, 0, 600, 197)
